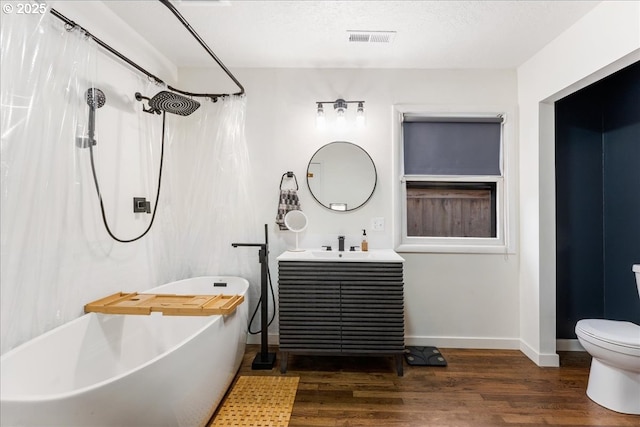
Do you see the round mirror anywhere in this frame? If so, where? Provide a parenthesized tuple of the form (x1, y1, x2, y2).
(307, 142, 377, 211)
(284, 210, 308, 251)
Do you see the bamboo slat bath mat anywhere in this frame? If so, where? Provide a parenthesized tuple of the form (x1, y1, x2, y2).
(210, 376, 299, 427)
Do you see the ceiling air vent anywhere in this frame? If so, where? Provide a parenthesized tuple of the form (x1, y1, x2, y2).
(347, 31, 396, 44)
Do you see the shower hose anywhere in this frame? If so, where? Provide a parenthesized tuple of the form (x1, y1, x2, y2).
(88, 112, 166, 243)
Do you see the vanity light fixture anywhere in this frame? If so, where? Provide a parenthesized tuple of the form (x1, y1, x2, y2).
(315, 99, 365, 130)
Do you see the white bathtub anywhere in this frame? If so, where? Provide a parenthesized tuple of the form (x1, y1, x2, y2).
(0, 276, 249, 427)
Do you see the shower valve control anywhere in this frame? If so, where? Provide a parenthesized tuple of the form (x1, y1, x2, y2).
(133, 197, 151, 214)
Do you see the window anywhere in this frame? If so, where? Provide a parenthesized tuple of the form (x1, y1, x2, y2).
(393, 107, 515, 253)
(406, 182, 496, 238)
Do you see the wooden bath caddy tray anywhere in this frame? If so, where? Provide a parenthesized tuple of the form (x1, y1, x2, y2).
(84, 292, 244, 316)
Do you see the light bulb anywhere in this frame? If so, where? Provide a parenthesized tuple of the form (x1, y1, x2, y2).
(356, 102, 365, 128)
(333, 99, 348, 130)
(336, 107, 346, 129)
(316, 103, 325, 130)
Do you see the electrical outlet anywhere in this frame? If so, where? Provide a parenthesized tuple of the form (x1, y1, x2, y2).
(371, 217, 385, 231)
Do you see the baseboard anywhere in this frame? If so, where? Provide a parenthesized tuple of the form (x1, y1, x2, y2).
(556, 339, 586, 352)
(248, 334, 521, 349)
(519, 340, 560, 367)
(247, 334, 572, 367)
(405, 336, 520, 350)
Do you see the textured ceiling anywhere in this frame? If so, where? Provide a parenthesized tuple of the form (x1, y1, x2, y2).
(103, 0, 601, 69)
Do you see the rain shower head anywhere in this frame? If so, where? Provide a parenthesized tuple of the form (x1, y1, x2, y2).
(86, 88, 106, 109)
(148, 91, 200, 116)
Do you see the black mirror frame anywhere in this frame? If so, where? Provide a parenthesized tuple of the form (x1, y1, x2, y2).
(306, 141, 377, 212)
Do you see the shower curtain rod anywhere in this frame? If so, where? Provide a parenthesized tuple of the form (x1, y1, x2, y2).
(50, 0, 245, 100)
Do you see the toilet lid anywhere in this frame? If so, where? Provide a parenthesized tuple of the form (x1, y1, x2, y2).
(576, 319, 640, 349)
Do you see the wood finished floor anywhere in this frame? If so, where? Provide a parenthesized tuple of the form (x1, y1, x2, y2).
(211, 345, 639, 427)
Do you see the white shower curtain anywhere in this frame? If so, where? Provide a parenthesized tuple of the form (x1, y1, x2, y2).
(1, 10, 101, 354)
(1, 9, 258, 354)
(152, 95, 260, 300)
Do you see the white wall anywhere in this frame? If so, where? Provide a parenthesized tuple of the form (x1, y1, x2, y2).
(517, 1, 640, 366)
(179, 67, 521, 348)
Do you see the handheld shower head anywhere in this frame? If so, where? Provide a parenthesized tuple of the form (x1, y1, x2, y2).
(86, 88, 106, 109)
(77, 87, 106, 148)
(148, 91, 200, 116)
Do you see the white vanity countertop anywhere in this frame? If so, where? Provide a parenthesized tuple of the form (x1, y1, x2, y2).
(276, 249, 405, 263)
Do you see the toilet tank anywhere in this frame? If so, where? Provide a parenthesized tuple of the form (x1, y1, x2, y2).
(634, 264, 640, 298)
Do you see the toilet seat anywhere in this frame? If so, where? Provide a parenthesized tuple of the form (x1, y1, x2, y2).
(576, 319, 640, 356)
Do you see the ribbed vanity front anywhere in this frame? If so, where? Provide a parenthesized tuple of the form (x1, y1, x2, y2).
(278, 260, 405, 375)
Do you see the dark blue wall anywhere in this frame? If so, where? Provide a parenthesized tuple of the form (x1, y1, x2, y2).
(555, 61, 640, 339)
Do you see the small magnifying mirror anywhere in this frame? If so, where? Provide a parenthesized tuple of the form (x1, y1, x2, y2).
(284, 210, 308, 252)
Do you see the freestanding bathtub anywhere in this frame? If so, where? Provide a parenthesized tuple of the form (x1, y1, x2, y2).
(0, 276, 249, 427)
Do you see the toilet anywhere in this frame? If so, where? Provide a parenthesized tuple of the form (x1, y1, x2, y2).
(575, 264, 640, 415)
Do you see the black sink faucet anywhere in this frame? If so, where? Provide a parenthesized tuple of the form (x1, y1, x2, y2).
(338, 235, 345, 252)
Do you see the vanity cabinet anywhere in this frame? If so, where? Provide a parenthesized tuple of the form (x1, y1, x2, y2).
(278, 260, 405, 375)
